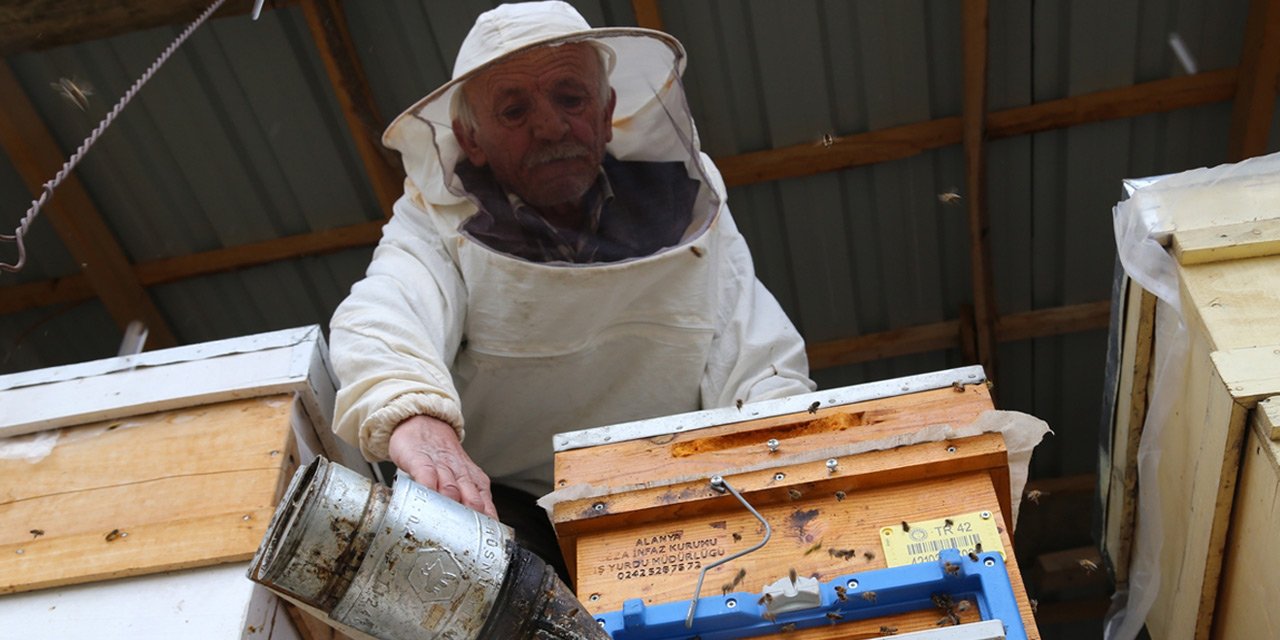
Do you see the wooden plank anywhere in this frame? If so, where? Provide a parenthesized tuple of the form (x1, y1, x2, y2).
(0, 325, 326, 438)
(1228, 0, 1280, 162)
(994, 301, 1110, 342)
(1212, 411, 1280, 639)
(0, 62, 177, 348)
(630, 0, 664, 31)
(554, 385, 995, 491)
(717, 70, 1236, 188)
(1172, 218, 1280, 266)
(1181, 254, 1280, 352)
(573, 472, 1036, 639)
(1145, 330, 1249, 640)
(961, 0, 997, 385)
(0, 0, 304, 56)
(1212, 345, 1280, 406)
(1259, 395, 1280, 440)
(299, 0, 403, 218)
(0, 395, 297, 594)
(1100, 284, 1156, 585)
(806, 320, 960, 369)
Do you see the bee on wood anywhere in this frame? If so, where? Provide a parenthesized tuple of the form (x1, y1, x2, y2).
(818, 133, 837, 148)
(732, 532, 743, 542)
(951, 381, 966, 392)
(861, 591, 877, 603)
(689, 246, 705, 258)
(804, 540, 823, 556)
(105, 529, 122, 542)
(807, 401, 820, 414)
(937, 190, 962, 204)
(864, 551, 876, 561)
(29, 529, 44, 539)
(1025, 489, 1047, 504)
(833, 585, 847, 601)
(788, 489, 802, 500)
(51, 77, 93, 112)
(1078, 559, 1098, 574)
(878, 625, 899, 636)
(825, 611, 843, 623)
(730, 568, 746, 589)
(834, 490, 846, 501)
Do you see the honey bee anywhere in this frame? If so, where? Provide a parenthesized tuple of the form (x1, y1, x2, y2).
(878, 626, 899, 636)
(788, 489, 802, 500)
(732, 532, 742, 542)
(1078, 559, 1098, 574)
(863, 551, 876, 561)
(807, 401, 820, 414)
(901, 521, 910, 532)
(29, 529, 44, 538)
(818, 133, 837, 148)
(689, 246, 705, 258)
(943, 561, 960, 576)
(105, 529, 122, 542)
(861, 591, 877, 603)
(51, 77, 93, 112)
(825, 611, 843, 622)
(779, 623, 797, 632)
(1025, 489, 1047, 504)
(761, 611, 777, 623)
(833, 585, 847, 601)
(758, 593, 773, 606)
(735, 399, 743, 410)
(937, 190, 962, 204)
(804, 540, 823, 556)
(834, 490, 846, 501)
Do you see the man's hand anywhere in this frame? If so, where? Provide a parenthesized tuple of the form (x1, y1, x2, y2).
(388, 415, 498, 519)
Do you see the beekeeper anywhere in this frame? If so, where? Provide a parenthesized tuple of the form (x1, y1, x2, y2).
(329, 0, 813, 549)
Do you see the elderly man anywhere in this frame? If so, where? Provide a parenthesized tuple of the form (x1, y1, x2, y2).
(329, 1, 813, 567)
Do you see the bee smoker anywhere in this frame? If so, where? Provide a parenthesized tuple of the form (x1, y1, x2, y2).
(249, 456, 608, 640)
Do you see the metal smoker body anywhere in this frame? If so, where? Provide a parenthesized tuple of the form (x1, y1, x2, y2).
(250, 457, 605, 640)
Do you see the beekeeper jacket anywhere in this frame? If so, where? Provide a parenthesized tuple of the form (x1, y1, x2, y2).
(328, 4, 814, 497)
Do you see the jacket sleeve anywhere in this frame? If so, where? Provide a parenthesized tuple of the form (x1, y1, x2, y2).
(698, 158, 816, 408)
(329, 192, 469, 461)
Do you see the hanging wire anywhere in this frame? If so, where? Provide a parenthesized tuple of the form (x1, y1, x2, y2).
(0, 0, 229, 273)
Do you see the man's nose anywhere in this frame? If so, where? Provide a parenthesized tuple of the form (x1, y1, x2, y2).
(529, 99, 569, 140)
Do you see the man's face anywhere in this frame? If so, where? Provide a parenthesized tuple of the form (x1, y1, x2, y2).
(453, 43, 616, 211)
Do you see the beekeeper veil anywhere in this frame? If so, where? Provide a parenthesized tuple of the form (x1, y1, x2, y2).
(382, 1, 718, 254)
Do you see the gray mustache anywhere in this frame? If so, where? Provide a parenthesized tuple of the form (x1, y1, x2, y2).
(525, 143, 590, 167)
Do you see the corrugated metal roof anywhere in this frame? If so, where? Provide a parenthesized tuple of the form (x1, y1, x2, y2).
(1, 0, 1276, 490)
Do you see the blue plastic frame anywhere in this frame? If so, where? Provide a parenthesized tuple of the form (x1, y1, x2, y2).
(594, 550, 1027, 640)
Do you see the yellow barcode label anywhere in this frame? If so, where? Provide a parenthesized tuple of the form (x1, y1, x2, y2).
(879, 511, 1006, 568)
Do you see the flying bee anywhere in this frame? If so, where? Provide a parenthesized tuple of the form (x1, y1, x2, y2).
(1025, 489, 1047, 504)
(1078, 559, 1098, 574)
(804, 540, 823, 556)
(937, 189, 962, 204)
(51, 77, 93, 112)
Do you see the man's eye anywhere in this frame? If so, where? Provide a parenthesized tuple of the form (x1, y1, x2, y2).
(498, 106, 527, 122)
(557, 95, 586, 110)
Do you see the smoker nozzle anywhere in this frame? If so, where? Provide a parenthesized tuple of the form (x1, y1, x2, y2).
(249, 457, 608, 640)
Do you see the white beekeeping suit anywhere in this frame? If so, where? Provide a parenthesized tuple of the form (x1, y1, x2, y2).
(329, 1, 814, 498)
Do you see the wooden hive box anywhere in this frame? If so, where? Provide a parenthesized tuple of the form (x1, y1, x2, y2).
(550, 366, 1042, 638)
(0, 326, 370, 639)
(1098, 157, 1280, 639)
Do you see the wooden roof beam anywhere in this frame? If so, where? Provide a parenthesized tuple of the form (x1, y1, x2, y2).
(299, 0, 403, 218)
(0, 62, 177, 348)
(1228, 0, 1280, 161)
(630, 0, 665, 31)
(718, 69, 1237, 187)
(961, 0, 999, 387)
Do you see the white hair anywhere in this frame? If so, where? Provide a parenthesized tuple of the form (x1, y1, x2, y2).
(452, 42, 613, 134)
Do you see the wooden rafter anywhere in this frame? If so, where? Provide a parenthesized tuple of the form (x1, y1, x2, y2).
(961, 0, 997, 385)
(299, 0, 403, 217)
(630, 0, 665, 31)
(0, 0, 291, 57)
(1228, 0, 1280, 161)
(0, 62, 177, 348)
(717, 69, 1237, 187)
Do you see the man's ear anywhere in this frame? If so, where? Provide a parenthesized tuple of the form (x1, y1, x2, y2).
(603, 88, 617, 143)
(452, 119, 488, 167)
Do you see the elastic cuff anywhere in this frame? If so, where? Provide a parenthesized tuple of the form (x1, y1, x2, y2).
(359, 392, 465, 461)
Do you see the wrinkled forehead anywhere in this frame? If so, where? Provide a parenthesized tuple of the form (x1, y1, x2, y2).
(462, 42, 606, 102)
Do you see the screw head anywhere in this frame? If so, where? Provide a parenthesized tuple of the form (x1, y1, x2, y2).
(766, 438, 780, 453)
(826, 458, 838, 471)
(773, 472, 786, 481)
(592, 502, 605, 512)
(726, 598, 737, 609)
(847, 579, 858, 589)
(980, 511, 991, 520)
(984, 558, 996, 567)
(946, 446, 957, 453)
(589, 593, 600, 602)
